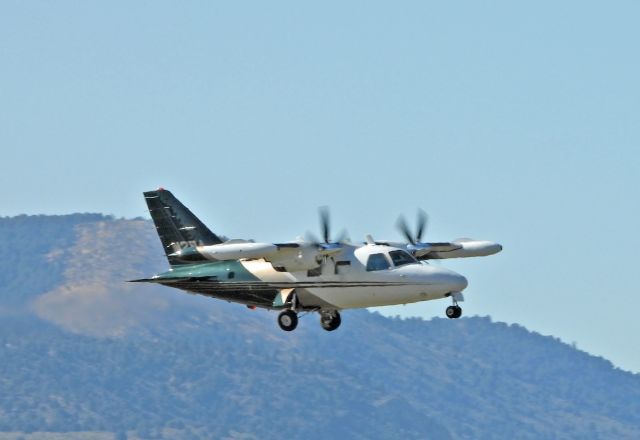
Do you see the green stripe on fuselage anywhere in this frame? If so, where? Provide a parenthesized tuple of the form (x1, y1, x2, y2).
(155, 260, 261, 282)
(153, 260, 280, 308)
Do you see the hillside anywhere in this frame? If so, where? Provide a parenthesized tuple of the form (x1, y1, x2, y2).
(0, 215, 638, 440)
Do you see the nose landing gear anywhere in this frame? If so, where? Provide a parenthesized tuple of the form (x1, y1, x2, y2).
(446, 305, 462, 319)
(445, 291, 464, 319)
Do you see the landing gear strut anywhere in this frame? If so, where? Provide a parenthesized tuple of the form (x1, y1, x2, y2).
(446, 305, 462, 319)
(319, 310, 341, 331)
(446, 292, 463, 319)
(278, 310, 298, 331)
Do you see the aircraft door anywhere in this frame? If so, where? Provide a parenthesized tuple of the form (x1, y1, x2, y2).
(334, 260, 352, 276)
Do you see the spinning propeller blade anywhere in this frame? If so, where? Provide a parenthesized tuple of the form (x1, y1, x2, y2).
(397, 209, 429, 245)
(319, 206, 330, 244)
(396, 215, 415, 245)
(416, 209, 428, 242)
(307, 207, 348, 246)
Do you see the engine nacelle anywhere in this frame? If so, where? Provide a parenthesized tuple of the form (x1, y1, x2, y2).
(429, 240, 502, 259)
(198, 242, 279, 260)
(167, 246, 209, 264)
(266, 245, 322, 272)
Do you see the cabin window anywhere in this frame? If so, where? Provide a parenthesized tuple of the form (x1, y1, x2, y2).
(366, 253, 391, 271)
(389, 250, 417, 267)
(227, 271, 235, 279)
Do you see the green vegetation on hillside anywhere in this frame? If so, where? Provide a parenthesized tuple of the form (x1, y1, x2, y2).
(0, 215, 638, 439)
(0, 214, 110, 306)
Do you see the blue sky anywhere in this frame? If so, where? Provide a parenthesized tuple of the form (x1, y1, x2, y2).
(2, 1, 639, 372)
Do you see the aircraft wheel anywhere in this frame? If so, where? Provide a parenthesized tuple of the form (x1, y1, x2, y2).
(446, 306, 462, 319)
(320, 311, 341, 331)
(278, 310, 298, 331)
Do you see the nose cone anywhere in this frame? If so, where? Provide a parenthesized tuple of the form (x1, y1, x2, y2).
(416, 265, 469, 294)
(448, 271, 468, 292)
(433, 267, 468, 292)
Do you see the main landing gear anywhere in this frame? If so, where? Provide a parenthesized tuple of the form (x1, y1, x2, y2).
(276, 309, 342, 332)
(277, 310, 298, 331)
(319, 310, 341, 332)
(277, 291, 343, 331)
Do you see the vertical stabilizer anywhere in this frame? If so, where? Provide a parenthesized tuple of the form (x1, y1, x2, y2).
(143, 189, 223, 265)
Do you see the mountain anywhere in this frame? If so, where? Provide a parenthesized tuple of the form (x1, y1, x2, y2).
(0, 215, 638, 440)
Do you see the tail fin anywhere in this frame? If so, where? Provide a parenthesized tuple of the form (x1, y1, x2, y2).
(143, 189, 223, 265)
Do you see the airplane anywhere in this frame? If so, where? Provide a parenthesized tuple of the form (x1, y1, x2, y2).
(131, 189, 502, 332)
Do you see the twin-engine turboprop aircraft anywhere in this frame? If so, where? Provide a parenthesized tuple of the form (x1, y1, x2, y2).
(132, 189, 502, 331)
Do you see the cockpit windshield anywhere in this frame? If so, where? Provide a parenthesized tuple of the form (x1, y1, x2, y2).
(366, 253, 391, 271)
(389, 250, 418, 267)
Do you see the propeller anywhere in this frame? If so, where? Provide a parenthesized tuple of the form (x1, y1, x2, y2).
(396, 209, 428, 245)
(320, 206, 331, 244)
(396, 210, 463, 260)
(307, 206, 349, 247)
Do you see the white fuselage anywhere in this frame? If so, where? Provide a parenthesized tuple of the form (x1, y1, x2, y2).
(240, 244, 468, 310)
